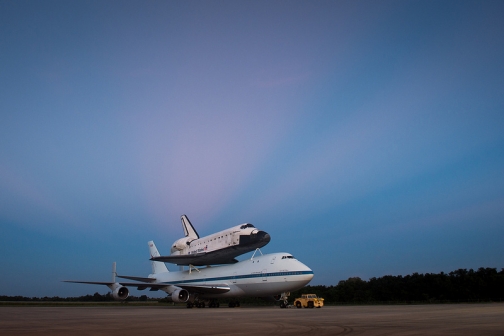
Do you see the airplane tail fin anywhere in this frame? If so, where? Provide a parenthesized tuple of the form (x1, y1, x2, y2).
(148, 241, 169, 274)
(181, 214, 199, 239)
(112, 262, 117, 282)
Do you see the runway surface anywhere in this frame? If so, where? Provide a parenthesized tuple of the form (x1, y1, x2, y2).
(1, 304, 504, 335)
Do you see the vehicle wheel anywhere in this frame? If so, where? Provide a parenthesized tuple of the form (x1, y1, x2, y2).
(295, 301, 302, 309)
(308, 301, 314, 308)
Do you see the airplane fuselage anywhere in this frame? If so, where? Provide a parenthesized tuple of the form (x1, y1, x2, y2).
(152, 252, 313, 299)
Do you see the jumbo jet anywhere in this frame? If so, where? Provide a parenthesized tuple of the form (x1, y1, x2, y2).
(64, 241, 313, 308)
(151, 215, 271, 266)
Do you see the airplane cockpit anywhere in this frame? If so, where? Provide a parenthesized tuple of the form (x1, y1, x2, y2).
(240, 223, 255, 229)
(281, 255, 296, 259)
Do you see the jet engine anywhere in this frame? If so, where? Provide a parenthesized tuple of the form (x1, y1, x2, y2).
(111, 286, 129, 300)
(169, 288, 189, 303)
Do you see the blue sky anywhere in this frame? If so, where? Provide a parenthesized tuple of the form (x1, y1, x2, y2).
(1, 0, 503, 297)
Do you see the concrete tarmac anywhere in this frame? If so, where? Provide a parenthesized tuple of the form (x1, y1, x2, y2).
(1, 304, 504, 335)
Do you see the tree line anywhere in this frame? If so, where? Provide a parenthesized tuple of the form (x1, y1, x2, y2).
(2, 267, 503, 303)
(0, 293, 150, 302)
(290, 267, 504, 303)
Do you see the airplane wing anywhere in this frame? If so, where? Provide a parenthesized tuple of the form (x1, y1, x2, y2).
(63, 280, 115, 285)
(116, 282, 230, 294)
(173, 284, 230, 294)
(116, 275, 157, 282)
(63, 280, 230, 294)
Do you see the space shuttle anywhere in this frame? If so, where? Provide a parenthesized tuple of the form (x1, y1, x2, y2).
(150, 215, 271, 266)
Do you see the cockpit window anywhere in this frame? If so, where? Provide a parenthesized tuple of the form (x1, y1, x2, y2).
(281, 255, 295, 259)
(240, 224, 255, 229)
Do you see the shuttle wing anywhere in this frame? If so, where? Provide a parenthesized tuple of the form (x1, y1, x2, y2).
(151, 250, 239, 266)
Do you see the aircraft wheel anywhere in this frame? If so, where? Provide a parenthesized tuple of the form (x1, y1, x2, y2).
(216, 302, 220, 308)
(186, 302, 193, 308)
(235, 301, 240, 307)
(228, 302, 235, 308)
(279, 302, 286, 308)
(295, 301, 302, 309)
(201, 302, 206, 308)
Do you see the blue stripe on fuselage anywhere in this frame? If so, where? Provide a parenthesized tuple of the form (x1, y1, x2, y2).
(162, 270, 314, 285)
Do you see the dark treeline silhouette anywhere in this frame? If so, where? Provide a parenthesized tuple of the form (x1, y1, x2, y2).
(0, 293, 150, 302)
(291, 267, 504, 303)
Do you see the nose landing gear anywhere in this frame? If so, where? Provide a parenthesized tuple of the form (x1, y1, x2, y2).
(278, 292, 290, 308)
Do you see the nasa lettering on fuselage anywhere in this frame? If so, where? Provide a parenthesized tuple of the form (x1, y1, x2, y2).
(189, 246, 208, 255)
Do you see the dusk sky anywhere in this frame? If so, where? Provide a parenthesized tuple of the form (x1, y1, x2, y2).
(1, 0, 504, 297)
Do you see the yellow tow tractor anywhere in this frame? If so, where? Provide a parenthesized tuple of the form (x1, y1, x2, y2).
(294, 294, 324, 308)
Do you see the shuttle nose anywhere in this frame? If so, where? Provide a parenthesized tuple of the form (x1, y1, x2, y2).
(256, 231, 271, 244)
(239, 230, 271, 247)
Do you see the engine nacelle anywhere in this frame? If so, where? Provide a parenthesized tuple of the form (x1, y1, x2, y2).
(112, 286, 129, 300)
(170, 237, 194, 253)
(170, 288, 189, 303)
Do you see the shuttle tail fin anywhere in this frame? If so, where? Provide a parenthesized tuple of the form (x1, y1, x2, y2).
(148, 241, 169, 274)
(181, 214, 199, 239)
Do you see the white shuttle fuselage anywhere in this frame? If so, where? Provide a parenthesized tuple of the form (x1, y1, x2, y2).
(153, 215, 271, 266)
